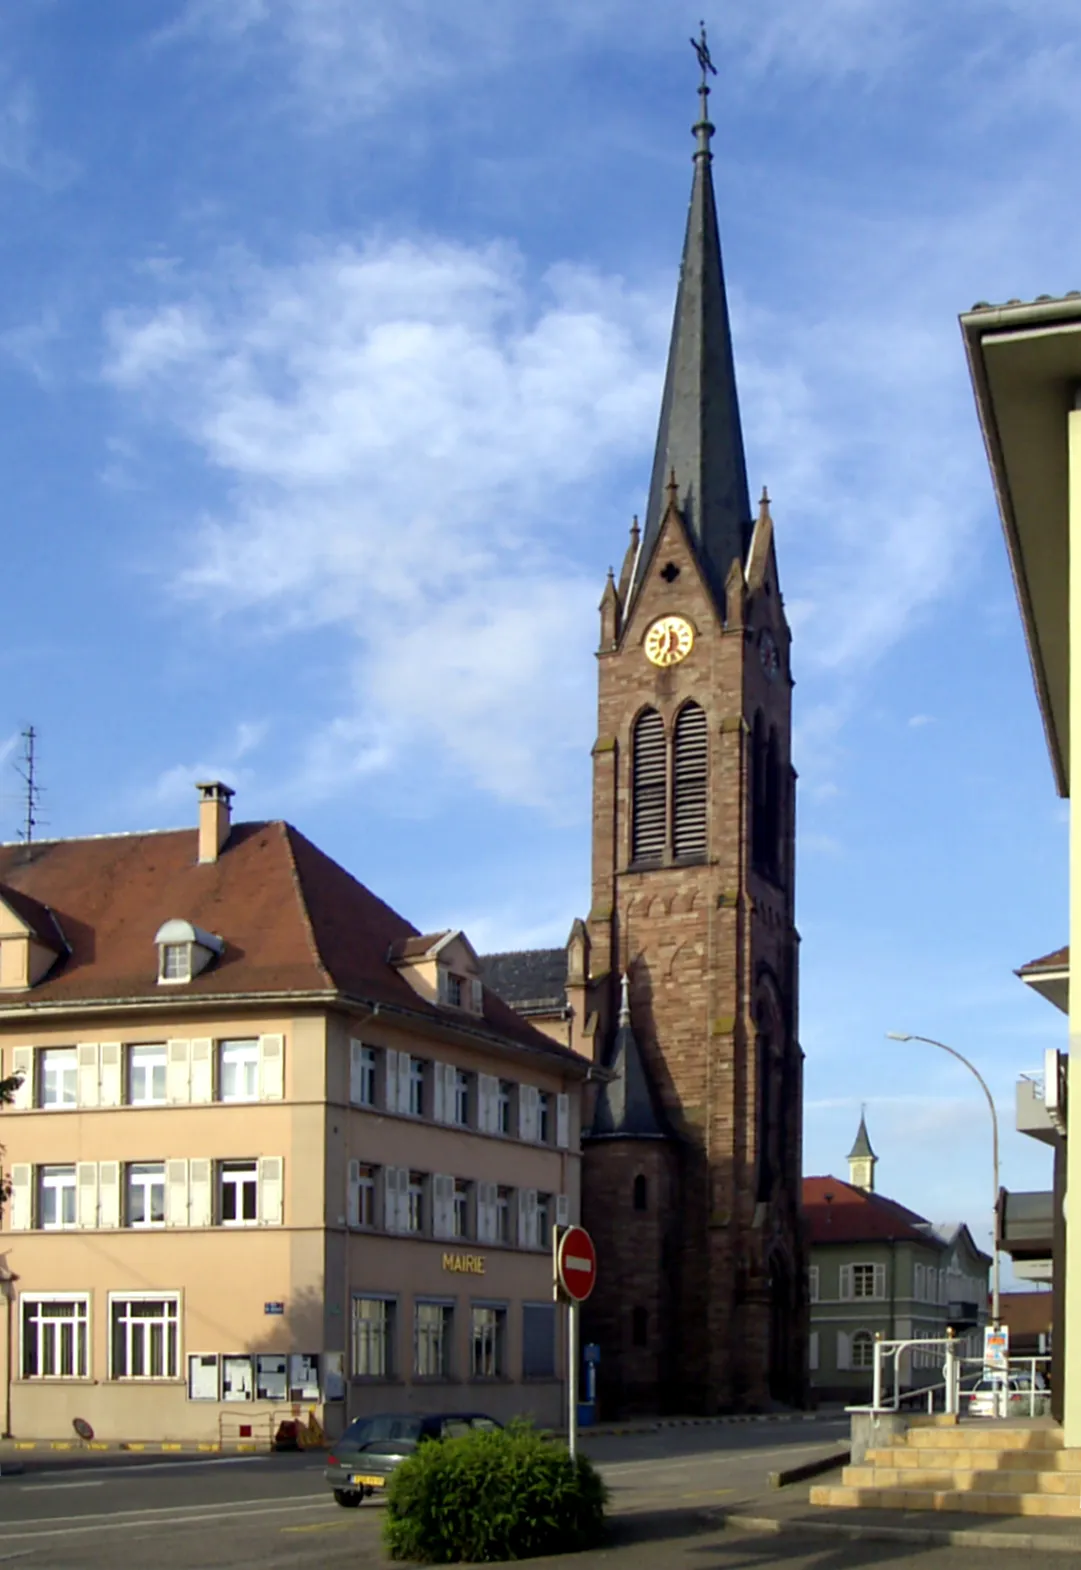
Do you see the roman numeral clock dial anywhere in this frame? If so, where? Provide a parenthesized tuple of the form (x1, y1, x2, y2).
(644, 614, 695, 667)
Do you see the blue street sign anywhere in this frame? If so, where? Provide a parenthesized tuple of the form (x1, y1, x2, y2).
(264, 1301, 285, 1315)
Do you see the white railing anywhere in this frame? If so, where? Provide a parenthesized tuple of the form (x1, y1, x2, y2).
(850, 1334, 1053, 1419)
(958, 1354, 1052, 1419)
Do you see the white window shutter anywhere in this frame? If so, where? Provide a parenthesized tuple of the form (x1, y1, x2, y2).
(476, 1182, 491, 1243)
(517, 1085, 531, 1141)
(809, 1331, 819, 1372)
(99, 1042, 122, 1107)
(874, 1264, 887, 1301)
(258, 1157, 284, 1225)
(76, 1043, 100, 1109)
(166, 1039, 191, 1104)
(11, 1047, 33, 1109)
(478, 1074, 496, 1134)
(397, 1053, 411, 1114)
(349, 1040, 364, 1104)
(556, 1092, 570, 1149)
(384, 1166, 401, 1231)
(470, 977, 484, 1014)
(437, 967, 449, 1004)
(98, 1161, 121, 1228)
(526, 1188, 538, 1247)
(347, 1159, 361, 1226)
(76, 1161, 98, 1228)
(432, 1173, 451, 1239)
(839, 1265, 853, 1301)
(385, 1048, 399, 1113)
(189, 1159, 212, 1227)
(517, 1188, 529, 1247)
(189, 1038, 213, 1103)
(9, 1164, 31, 1229)
(165, 1159, 189, 1227)
(556, 1193, 570, 1228)
(837, 1331, 851, 1371)
(433, 1062, 447, 1124)
(259, 1035, 285, 1101)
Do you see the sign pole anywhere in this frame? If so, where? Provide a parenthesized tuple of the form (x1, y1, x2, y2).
(568, 1298, 578, 1462)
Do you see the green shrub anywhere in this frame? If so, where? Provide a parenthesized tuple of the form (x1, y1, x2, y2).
(382, 1418, 608, 1563)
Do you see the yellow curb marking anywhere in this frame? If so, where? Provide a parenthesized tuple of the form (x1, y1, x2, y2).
(14, 1442, 36, 1449)
(50, 1442, 73, 1450)
(161, 1444, 183, 1451)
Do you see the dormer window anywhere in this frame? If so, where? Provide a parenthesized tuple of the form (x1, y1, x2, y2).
(154, 919, 224, 986)
(446, 973, 463, 1008)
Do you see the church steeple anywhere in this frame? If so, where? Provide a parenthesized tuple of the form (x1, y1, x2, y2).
(848, 1112, 877, 1193)
(627, 26, 752, 620)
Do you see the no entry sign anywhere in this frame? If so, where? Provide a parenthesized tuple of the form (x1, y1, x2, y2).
(556, 1225, 597, 1302)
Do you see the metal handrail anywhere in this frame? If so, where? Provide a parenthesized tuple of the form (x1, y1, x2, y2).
(845, 1333, 962, 1416)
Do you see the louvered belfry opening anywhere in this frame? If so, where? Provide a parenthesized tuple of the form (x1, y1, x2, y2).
(631, 709, 666, 864)
(672, 702, 708, 861)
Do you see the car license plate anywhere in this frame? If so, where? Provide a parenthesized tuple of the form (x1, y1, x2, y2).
(352, 1474, 385, 1488)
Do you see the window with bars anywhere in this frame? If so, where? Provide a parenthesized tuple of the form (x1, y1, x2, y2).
(631, 709, 666, 864)
(110, 1296, 179, 1379)
(22, 1296, 89, 1378)
(470, 1305, 506, 1378)
(672, 702, 708, 860)
(414, 1302, 452, 1378)
(352, 1296, 394, 1377)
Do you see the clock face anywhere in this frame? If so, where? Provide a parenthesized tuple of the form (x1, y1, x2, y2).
(759, 629, 780, 682)
(644, 615, 694, 667)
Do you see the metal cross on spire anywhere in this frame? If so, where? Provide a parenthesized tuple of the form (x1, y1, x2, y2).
(690, 21, 717, 84)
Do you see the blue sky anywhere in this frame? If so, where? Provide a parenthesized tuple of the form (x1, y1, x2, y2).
(1, 1, 1073, 1274)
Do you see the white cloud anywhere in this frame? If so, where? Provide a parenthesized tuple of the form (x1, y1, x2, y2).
(0, 75, 75, 189)
(908, 714, 934, 729)
(105, 236, 664, 813)
(145, 720, 269, 812)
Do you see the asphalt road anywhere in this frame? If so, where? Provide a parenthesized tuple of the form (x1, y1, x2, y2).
(10, 1417, 1051, 1570)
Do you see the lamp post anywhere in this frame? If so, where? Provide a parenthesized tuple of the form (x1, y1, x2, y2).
(885, 1032, 1000, 1329)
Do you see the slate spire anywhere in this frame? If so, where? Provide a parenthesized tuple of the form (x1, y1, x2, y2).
(589, 973, 668, 1139)
(627, 31, 752, 618)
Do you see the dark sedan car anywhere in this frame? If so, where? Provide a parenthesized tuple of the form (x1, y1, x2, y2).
(325, 1411, 502, 1506)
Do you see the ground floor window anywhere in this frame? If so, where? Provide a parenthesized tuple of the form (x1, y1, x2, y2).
(414, 1301, 453, 1377)
(110, 1295, 180, 1379)
(470, 1304, 507, 1378)
(522, 1303, 555, 1378)
(851, 1329, 875, 1369)
(353, 1295, 395, 1377)
(21, 1296, 89, 1378)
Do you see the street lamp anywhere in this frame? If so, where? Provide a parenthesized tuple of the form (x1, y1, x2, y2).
(885, 1032, 1000, 1329)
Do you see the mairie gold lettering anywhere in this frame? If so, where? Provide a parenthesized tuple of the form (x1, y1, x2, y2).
(442, 1251, 486, 1275)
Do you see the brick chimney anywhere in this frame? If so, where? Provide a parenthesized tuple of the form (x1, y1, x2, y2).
(196, 781, 235, 864)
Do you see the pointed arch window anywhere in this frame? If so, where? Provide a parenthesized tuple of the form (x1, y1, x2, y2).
(766, 727, 783, 885)
(631, 709, 666, 865)
(672, 702, 708, 861)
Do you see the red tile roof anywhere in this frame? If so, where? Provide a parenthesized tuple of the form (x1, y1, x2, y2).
(803, 1175, 939, 1246)
(0, 824, 585, 1074)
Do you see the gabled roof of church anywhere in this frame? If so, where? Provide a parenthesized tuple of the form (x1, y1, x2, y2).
(588, 975, 670, 1141)
(626, 67, 752, 620)
(478, 948, 567, 1013)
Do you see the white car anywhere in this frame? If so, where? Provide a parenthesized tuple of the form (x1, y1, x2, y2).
(967, 1372, 1050, 1417)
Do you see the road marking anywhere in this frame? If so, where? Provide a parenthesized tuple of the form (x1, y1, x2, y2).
(281, 1521, 352, 1534)
(18, 1480, 105, 1491)
(1, 1497, 333, 1544)
(13, 1455, 265, 1481)
(1, 1492, 328, 1537)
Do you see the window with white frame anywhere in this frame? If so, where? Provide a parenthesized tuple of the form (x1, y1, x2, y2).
(21, 1295, 89, 1378)
(219, 1160, 258, 1225)
(351, 1163, 377, 1228)
(496, 1081, 512, 1135)
(128, 1043, 167, 1105)
(39, 1165, 77, 1229)
(219, 1039, 259, 1102)
(445, 973, 463, 1008)
(851, 1330, 875, 1369)
(453, 1068, 470, 1126)
(159, 943, 191, 983)
(840, 1262, 885, 1300)
(405, 1171, 426, 1234)
(495, 1185, 512, 1244)
(40, 1048, 77, 1109)
(110, 1296, 180, 1379)
(414, 1302, 452, 1377)
(126, 1163, 166, 1228)
(352, 1296, 394, 1377)
(537, 1092, 551, 1144)
(808, 1265, 819, 1303)
(536, 1193, 552, 1251)
(354, 1044, 377, 1107)
(452, 1179, 471, 1240)
(408, 1058, 425, 1117)
(470, 1305, 506, 1378)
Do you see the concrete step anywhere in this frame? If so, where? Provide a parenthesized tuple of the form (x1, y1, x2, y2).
(810, 1483, 1081, 1518)
(865, 1445, 1081, 1473)
(845, 1464, 1081, 1495)
(905, 1427, 1062, 1452)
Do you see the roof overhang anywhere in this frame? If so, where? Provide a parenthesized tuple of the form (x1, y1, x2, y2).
(960, 296, 1081, 797)
(1018, 958, 1070, 1014)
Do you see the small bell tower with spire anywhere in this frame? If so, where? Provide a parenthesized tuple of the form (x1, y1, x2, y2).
(848, 1112, 877, 1193)
(577, 27, 804, 1417)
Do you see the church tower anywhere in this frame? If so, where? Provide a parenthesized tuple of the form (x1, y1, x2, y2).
(578, 38, 805, 1414)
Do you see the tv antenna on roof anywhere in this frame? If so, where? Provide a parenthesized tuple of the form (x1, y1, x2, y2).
(13, 726, 44, 851)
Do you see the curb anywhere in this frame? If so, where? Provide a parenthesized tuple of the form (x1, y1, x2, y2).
(562, 1412, 823, 1439)
(769, 1450, 850, 1488)
(0, 1440, 293, 1455)
(721, 1510, 1081, 1555)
